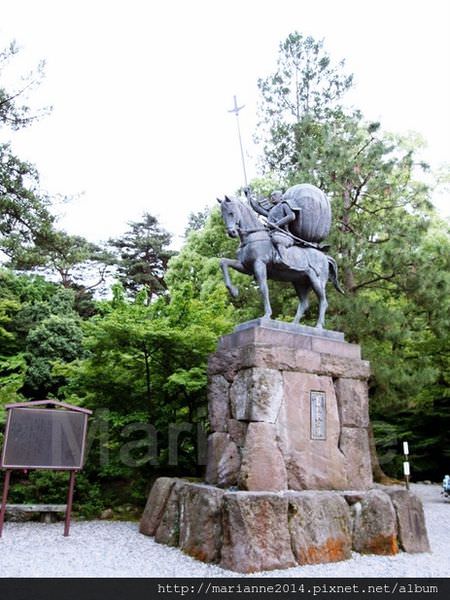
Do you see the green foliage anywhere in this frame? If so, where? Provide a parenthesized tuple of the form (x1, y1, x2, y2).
(0, 143, 55, 260)
(253, 31, 449, 480)
(0, 41, 49, 130)
(1, 470, 105, 518)
(0, 270, 63, 349)
(0, 42, 54, 261)
(0, 33, 448, 517)
(0, 354, 26, 421)
(0, 272, 84, 399)
(59, 281, 232, 417)
(256, 31, 353, 173)
(184, 207, 210, 237)
(367, 221, 450, 479)
(50, 279, 234, 503)
(258, 32, 353, 123)
(109, 213, 175, 300)
(167, 208, 263, 323)
(0, 43, 106, 303)
(0, 296, 19, 344)
(24, 313, 84, 397)
(9, 229, 113, 295)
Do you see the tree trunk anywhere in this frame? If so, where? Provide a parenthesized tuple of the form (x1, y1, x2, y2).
(341, 184, 356, 292)
(368, 422, 396, 484)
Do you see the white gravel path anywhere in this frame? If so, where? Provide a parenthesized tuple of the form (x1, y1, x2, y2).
(0, 484, 448, 577)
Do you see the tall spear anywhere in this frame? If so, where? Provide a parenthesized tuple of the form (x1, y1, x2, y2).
(228, 95, 248, 188)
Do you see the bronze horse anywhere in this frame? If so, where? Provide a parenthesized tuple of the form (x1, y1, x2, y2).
(218, 195, 343, 329)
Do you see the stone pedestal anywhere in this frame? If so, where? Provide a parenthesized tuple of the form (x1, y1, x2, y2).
(207, 319, 373, 491)
(140, 320, 430, 572)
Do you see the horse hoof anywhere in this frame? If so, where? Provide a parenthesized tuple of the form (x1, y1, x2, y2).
(229, 286, 239, 298)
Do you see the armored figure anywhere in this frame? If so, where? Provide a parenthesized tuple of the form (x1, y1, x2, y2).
(247, 189, 295, 266)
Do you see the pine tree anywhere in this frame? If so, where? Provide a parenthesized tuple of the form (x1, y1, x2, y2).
(109, 213, 175, 300)
(0, 42, 54, 259)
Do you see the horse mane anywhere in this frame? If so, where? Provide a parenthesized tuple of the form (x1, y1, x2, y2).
(231, 196, 262, 229)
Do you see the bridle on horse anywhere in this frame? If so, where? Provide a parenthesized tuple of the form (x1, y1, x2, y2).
(235, 225, 270, 249)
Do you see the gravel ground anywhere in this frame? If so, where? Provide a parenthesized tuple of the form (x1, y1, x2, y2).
(0, 483, 449, 578)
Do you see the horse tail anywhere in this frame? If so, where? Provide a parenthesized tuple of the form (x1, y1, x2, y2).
(327, 256, 345, 295)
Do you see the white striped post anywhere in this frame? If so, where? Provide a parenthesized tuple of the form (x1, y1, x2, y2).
(403, 441, 410, 490)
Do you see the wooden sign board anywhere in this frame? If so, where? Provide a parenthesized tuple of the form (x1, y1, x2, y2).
(1, 407, 89, 470)
(0, 400, 92, 537)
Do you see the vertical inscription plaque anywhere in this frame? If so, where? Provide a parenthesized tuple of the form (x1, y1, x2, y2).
(310, 391, 326, 440)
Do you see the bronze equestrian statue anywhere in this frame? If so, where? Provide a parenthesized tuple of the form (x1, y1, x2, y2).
(218, 184, 343, 329)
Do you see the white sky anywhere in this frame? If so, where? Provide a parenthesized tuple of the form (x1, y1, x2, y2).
(1, 0, 449, 247)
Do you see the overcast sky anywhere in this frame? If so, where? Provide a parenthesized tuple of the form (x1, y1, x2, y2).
(1, 0, 449, 247)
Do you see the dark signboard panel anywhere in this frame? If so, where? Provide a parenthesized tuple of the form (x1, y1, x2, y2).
(1, 400, 92, 537)
(1, 408, 88, 470)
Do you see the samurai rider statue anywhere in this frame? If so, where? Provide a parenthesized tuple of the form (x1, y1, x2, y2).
(218, 183, 343, 328)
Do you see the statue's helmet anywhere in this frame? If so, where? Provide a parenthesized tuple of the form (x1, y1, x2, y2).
(271, 190, 283, 203)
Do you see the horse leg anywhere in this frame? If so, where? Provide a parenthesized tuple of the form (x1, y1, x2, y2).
(220, 258, 250, 298)
(309, 272, 328, 329)
(253, 259, 272, 319)
(293, 280, 311, 324)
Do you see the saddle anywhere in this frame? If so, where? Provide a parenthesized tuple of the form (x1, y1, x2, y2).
(272, 243, 321, 277)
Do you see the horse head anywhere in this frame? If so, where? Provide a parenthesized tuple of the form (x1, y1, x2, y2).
(217, 196, 241, 238)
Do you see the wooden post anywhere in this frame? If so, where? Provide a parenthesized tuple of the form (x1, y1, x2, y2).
(0, 469, 12, 537)
(64, 471, 76, 537)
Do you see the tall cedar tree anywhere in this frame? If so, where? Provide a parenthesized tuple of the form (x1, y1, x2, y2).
(257, 32, 442, 482)
(257, 33, 432, 296)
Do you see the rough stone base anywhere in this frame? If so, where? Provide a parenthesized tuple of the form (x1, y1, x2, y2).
(207, 321, 373, 492)
(140, 478, 430, 573)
